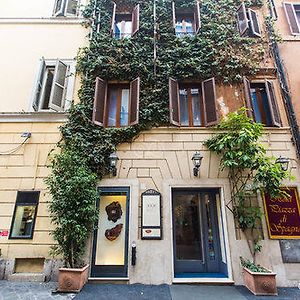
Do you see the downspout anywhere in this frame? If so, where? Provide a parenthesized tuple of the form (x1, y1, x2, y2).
(266, 14, 300, 158)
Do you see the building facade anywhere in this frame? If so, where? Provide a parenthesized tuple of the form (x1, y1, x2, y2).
(0, 0, 300, 288)
(0, 0, 88, 280)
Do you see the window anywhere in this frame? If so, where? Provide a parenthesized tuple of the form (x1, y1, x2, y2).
(172, 1, 201, 37)
(243, 77, 281, 127)
(111, 3, 139, 39)
(53, 0, 79, 17)
(32, 59, 75, 112)
(169, 77, 218, 127)
(283, 3, 300, 35)
(237, 3, 261, 37)
(93, 77, 140, 127)
(9, 191, 40, 239)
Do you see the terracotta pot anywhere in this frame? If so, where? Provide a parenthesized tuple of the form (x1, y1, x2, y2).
(243, 267, 277, 296)
(58, 264, 89, 293)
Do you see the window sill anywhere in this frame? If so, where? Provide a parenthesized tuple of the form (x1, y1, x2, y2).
(0, 112, 68, 123)
(0, 18, 85, 25)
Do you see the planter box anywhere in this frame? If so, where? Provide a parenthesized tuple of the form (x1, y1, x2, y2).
(243, 267, 277, 296)
(58, 264, 89, 293)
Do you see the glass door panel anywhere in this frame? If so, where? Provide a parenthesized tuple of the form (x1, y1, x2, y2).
(91, 188, 129, 278)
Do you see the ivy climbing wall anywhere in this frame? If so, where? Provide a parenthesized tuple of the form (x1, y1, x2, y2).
(61, 0, 266, 176)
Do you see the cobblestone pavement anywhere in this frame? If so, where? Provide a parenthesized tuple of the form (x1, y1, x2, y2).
(0, 281, 75, 300)
(0, 281, 300, 300)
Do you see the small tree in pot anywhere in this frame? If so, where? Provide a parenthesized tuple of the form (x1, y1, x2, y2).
(45, 148, 98, 292)
(204, 109, 290, 296)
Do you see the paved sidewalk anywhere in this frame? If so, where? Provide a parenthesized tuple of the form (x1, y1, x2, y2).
(0, 281, 75, 300)
(0, 281, 300, 300)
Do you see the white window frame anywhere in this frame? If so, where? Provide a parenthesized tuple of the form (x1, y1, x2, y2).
(30, 59, 76, 112)
(284, 2, 300, 35)
(53, 0, 81, 17)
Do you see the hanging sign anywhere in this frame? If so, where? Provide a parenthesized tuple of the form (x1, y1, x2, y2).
(141, 189, 162, 240)
(263, 187, 300, 239)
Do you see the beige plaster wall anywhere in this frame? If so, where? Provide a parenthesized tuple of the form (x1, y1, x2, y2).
(98, 127, 300, 286)
(274, 0, 300, 124)
(0, 23, 88, 112)
(0, 0, 88, 18)
(0, 121, 62, 261)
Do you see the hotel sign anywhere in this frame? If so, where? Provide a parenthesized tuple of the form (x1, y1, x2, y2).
(141, 189, 162, 240)
(263, 187, 300, 239)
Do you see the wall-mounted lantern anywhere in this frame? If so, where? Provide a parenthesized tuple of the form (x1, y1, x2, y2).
(192, 151, 203, 177)
(275, 156, 290, 172)
(109, 152, 119, 176)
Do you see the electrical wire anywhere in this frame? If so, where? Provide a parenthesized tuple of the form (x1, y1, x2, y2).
(0, 137, 31, 155)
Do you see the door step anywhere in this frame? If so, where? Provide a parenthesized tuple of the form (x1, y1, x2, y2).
(88, 277, 129, 284)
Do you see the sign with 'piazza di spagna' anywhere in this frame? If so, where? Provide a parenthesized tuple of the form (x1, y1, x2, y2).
(263, 187, 300, 239)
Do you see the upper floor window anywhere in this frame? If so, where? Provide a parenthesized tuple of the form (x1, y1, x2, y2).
(93, 77, 140, 127)
(283, 2, 300, 35)
(9, 191, 40, 240)
(244, 77, 281, 127)
(172, 1, 201, 37)
(53, 0, 79, 17)
(32, 59, 75, 112)
(111, 3, 140, 39)
(237, 3, 261, 37)
(169, 77, 218, 127)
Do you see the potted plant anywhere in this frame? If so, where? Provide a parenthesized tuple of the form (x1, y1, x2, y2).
(45, 149, 98, 292)
(240, 257, 277, 296)
(204, 109, 289, 295)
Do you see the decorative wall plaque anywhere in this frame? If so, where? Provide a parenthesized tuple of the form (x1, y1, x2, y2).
(262, 187, 300, 239)
(141, 189, 162, 240)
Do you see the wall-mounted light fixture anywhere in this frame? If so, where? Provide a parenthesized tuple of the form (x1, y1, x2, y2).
(275, 156, 290, 172)
(109, 152, 119, 176)
(192, 151, 203, 177)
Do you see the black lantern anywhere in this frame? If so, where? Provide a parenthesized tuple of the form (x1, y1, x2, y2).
(275, 156, 289, 172)
(109, 152, 119, 176)
(192, 151, 203, 177)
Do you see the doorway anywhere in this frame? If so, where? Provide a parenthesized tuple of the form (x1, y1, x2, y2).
(172, 189, 227, 277)
(91, 187, 130, 278)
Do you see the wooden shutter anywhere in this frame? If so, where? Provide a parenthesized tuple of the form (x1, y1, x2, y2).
(129, 77, 140, 126)
(32, 59, 46, 111)
(65, 0, 78, 15)
(53, 0, 64, 16)
(265, 80, 281, 127)
(202, 77, 218, 126)
(194, 0, 201, 34)
(243, 77, 254, 119)
(248, 8, 261, 37)
(49, 60, 68, 111)
(111, 2, 117, 36)
(237, 3, 249, 36)
(132, 4, 140, 36)
(93, 77, 107, 127)
(283, 3, 300, 35)
(169, 78, 180, 126)
(172, 2, 176, 29)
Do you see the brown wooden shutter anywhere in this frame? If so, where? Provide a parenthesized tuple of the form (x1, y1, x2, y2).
(202, 77, 218, 126)
(129, 77, 140, 126)
(283, 2, 300, 35)
(111, 2, 116, 36)
(132, 4, 140, 36)
(93, 77, 107, 127)
(172, 2, 176, 29)
(169, 78, 180, 126)
(265, 80, 281, 127)
(248, 8, 261, 37)
(237, 3, 249, 36)
(243, 77, 254, 119)
(194, 0, 201, 34)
